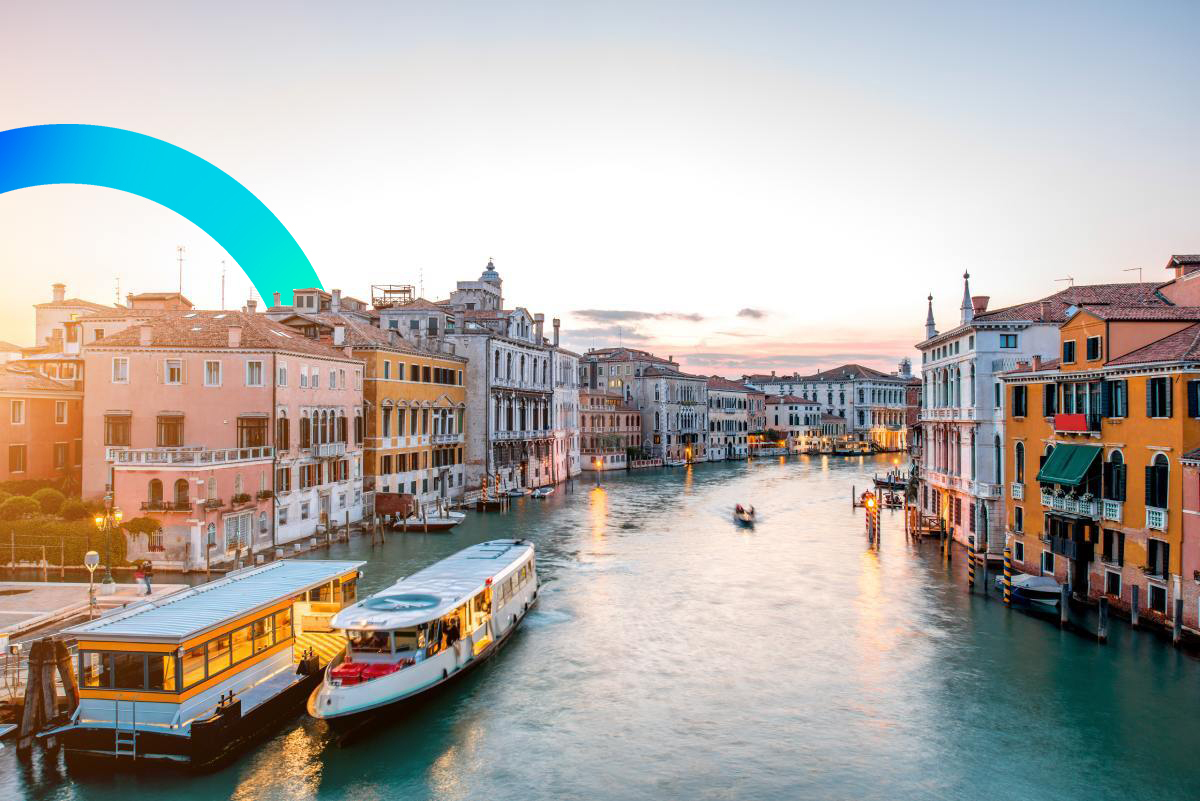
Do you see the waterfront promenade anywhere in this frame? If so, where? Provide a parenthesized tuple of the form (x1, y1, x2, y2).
(4, 455, 1199, 801)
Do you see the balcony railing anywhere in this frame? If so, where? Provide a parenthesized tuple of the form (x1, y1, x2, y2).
(973, 481, 1002, 499)
(140, 500, 192, 512)
(315, 442, 346, 459)
(110, 446, 274, 467)
(1010, 482, 1024, 500)
(1039, 487, 1099, 518)
(1146, 506, 1167, 531)
(432, 433, 463, 445)
(1102, 498, 1122, 522)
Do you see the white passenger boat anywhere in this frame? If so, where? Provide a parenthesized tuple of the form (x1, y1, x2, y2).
(665, 459, 687, 467)
(307, 539, 537, 726)
(531, 487, 554, 498)
(395, 510, 466, 532)
(504, 487, 530, 497)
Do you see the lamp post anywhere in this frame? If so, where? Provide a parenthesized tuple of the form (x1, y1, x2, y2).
(83, 550, 100, 617)
(92, 490, 122, 594)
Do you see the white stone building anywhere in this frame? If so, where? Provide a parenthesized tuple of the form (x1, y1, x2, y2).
(705, 376, 755, 460)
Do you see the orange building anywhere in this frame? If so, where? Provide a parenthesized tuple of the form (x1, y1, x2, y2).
(1002, 305, 1200, 629)
(0, 363, 83, 488)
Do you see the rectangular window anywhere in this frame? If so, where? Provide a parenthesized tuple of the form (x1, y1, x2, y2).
(246, 360, 264, 387)
(275, 465, 291, 492)
(1013, 541, 1025, 563)
(252, 616, 274, 654)
(204, 360, 222, 386)
(1000, 334, 1018, 349)
(104, 414, 131, 446)
(1062, 340, 1076, 364)
(1012, 385, 1027, 417)
(156, 415, 184, 447)
(111, 652, 146, 690)
(208, 634, 232, 676)
(9, 399, 25, 425)
(164, 359, 184, 385)
(1188, 380, 1200, 418)
(1147, 538, 1169, 578)
(237, 416, 268, 447)
(1149, 583, 1168, 614)
(9, 444, 27, 473)
(1105, 571, 1121, 597)
(410, 364, 419, 382)
(277, 362, 288, 387)
(1014, 506, 1024, 532)
(383, 360, 390, 380)
(1086, 336, 1102, 361)
(1147, 377, 1171, 418)
(112, 357, 129, 383)
(1102, 528, 1125, 565)
(53, 443, 68, 469)
(275, 609, 293, 642)
(54, 400, 67, 424)
(1041, 550, 1054, 574)
(231, 625, 253, 664)
(994, 382, 1001, 409)
(181, 644, 207, 688)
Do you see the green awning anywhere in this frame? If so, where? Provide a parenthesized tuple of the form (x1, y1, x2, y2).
(1036, 444, 1101, 487)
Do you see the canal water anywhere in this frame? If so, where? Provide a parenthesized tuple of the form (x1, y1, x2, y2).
(6, 455, 1200, 800)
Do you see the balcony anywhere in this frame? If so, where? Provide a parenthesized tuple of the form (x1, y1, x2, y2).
(1039, 487, 1100, 518)
(1010, 482, 1024, 500)
(973, 481, 1002, 499)
(110, 446, 274, 467)
(1052, 413, 1101, 434)
(432, 433, 463, 445)
(1101, 498, 1122, 522)
(1146, 506, 1167, 531)
(140, 500, 192, 512)
(315, 442, 346, 459)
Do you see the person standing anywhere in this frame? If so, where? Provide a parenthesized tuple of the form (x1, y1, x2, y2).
(141, 560, 153, 595)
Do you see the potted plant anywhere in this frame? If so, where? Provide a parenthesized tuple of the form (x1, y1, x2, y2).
(232, 492, 252, 505)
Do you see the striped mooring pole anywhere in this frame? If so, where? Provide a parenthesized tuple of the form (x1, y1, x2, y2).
(1002, 546, 1012, 607)
(967, 535, 976, 591)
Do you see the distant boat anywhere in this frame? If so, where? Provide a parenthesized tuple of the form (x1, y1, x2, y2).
(396, 510, 466, 532)
(505, 487, 530, 498)
(733, 505, 755, 526)
(665, 459, 687, 467)
(994, 573, 1061, 609)
(531, 487, 554, 498)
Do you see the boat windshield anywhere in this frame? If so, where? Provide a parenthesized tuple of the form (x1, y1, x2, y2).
(347, 629, 391, 653)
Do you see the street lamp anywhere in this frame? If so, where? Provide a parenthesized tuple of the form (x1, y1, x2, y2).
(93, 491, 122, 592)
(84, 550, 100, 617)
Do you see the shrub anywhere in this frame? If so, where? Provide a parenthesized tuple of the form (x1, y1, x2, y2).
(31, 487, 66, 516)
(60, 499, 90, 520)
(0, 478, 62, 497)
(0, 496, 40, 520)
(0, 490, 9, 505)
(1, 518, 128, 566)
(123, 517, 162, 536)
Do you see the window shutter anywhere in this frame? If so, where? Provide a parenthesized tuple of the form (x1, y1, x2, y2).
(1165, 378, 1173, 417)
(1158, 464, 1169, 507)
(1102, 461, 1113, 498)
(1145, 465, 1155, 506)
(1116, 464, 1126, 501)
(1100, 381, 1112, 417)
(1146, 380, 1154, 418)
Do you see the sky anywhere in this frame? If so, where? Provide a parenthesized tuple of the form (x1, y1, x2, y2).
(2, 1, 1199, 377)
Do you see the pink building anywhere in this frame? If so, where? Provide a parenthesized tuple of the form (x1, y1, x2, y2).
(82, 307, 365, 570)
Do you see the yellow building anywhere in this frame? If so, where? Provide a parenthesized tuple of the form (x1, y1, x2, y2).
(1001, 306, 1200, 624)
(273, 311, 468, 508)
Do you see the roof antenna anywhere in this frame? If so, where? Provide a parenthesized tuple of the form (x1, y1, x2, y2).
(221, 260, 226, 310)
(1056, 276, 1074, 287)
(419, 267, 425, 299)
(1123, 267, 1143, 283)
(115, 276, 120, 306)
(176, 245, 187, 295)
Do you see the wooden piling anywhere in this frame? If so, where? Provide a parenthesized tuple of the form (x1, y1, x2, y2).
(1059, 583, 1070, 628)
(1173, 597, 1183, 647)
(1002, 547, 1012, 607)
(967, 535, 976, 591)
(979, 541, 988, 598)
(1098, 596, 1109, 644)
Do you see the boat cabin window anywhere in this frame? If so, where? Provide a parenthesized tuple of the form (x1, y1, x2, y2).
(347, 629, 391, 653)
(182, 644, 207, 687)
(391, 627, 425, 653)
(335, 578, 357, 605)
(79, 651, 178, 692)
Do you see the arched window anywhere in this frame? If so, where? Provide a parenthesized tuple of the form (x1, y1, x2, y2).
(148, 479, 163, 504)
(494, 351, 501, 378)
(1015, 442, 1025, 484)
(174, 479, 189, 507)
(1105, 450, 1125, 501)
(206, 523, 217, 547)
(970, 430, 976, 480)
(506, 353, 512, 379)
(1148, 452, 1170, 509)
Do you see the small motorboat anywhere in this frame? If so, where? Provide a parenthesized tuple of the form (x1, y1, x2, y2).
(396, 510, 466, 532)
(993, 573, 1061, 609)
(505, 487, 531, 498)
(733, 504, 756, 526)
(531, 487, 554, 498)
(665, 459, 687, 467)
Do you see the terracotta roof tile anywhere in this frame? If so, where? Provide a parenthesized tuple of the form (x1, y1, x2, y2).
(1073, 306, 1200, 321)
(0, 365, 76, 393)
(706, 375, 755, 392)
(973, 282, 1167, 324)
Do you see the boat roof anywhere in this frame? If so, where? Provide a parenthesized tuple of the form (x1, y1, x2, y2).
(64, 559, 365, 644)
(333, 540, 533, 631)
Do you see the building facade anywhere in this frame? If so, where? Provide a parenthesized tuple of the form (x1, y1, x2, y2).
(765, 394, 822, 451)
(579, 388, 641, 471)
(639, 367, 708, 462)
(82, 309, 365, 569)
(705, 377, 754, 460)
(0, 364, 83, 487)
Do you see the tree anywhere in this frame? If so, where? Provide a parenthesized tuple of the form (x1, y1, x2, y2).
(60, 499, 89, 520)
(30, 487, 66, 516)
(0, 496, 40, 520)
(122, 517, 162, 537)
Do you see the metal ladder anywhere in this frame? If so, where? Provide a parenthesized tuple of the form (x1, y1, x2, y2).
(113, 697, 137, 759)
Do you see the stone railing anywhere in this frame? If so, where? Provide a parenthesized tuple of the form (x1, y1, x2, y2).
(1102, 499, 1122, 522)
(1010, 482, 1024, 500)
(110, 446, 273, 467)
(1146, 506, 1167, 531)
(1040, 487, 1099, 518)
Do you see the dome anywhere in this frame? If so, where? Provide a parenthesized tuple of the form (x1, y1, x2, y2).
(480, 258, 501, 284)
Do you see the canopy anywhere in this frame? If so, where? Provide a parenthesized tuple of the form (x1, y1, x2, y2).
(1036, 444, 1101, 487)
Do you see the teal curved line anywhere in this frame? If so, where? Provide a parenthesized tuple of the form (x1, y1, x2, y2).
(0, 124, 320, 301)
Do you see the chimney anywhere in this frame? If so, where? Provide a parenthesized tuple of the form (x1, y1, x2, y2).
(245, 298, 258, 313)
(332, 289, 341, 312)
(273, 292, 281, 307)
(534, 313, 544, 343)
(1032, 355, 1042, 371)
(228, 326, 242, 348)
(126, 292, 135, 307)
(333, 324, 346, 346)
(138, 324, 153, 346)
(52, 283, 65, 303)
(972, 296, 990, 315)
(454, 310, 465, 333)
(553, 318, 561, 347)
(771, 369, 776, 377)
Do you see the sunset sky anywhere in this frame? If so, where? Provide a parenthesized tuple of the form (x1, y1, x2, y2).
(2, 1, 1199, 376)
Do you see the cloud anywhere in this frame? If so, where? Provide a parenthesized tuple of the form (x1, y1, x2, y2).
(737, 308, 767, 319)
(573, 309, 705, 323)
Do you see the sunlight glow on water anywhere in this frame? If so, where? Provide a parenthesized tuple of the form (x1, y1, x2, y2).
(6, 456, 1200, 801)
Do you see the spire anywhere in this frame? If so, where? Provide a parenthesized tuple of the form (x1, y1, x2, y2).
(925, 293, 937, 340)
(960, 270, 973, 324)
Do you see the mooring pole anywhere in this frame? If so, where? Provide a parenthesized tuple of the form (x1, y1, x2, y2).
(1173, 597, 1184, 647)
(1131, 585, 1140, 629)
(1003, 546, 1013, 607)
(1059, 582, 1070, 628)
(967, 535, 976, 591)
(1098, 596, 1109, 644)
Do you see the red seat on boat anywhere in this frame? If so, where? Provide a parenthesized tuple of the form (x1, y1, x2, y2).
(330, 663, 365, 685)
(360, 662, 401, 680)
